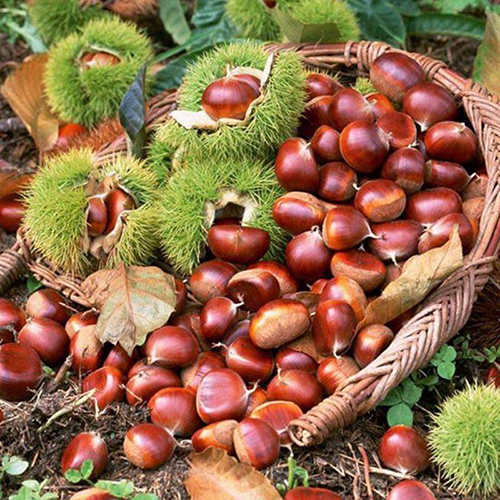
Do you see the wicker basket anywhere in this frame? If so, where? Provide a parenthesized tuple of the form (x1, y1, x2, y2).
(1, 41, 500, 447)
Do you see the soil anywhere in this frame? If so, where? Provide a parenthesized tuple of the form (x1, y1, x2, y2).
(0, 30, 492, 500)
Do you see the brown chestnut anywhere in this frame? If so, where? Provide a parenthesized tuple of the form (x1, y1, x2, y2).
(103, 189, 134, 235)
(103, 343, 137, 375)
(126, 365, 181, 405)
(376, 111, 417, 149)
(329, 88, 374, 131)
(189, 259, 237, 303)
(200, 297, 239, 343)
(405, 187, 462, 224)
(276, 347, 318, 374)
(0, 194, 25, 233)
(322, 206, 373, 251)
(381, 148, 425, 195)
(70, 325, 105, 374)
(319, 276, 368, 322)
(366, 93, 396, 119)
(311, 125, 342, 163)
(86, 196, 107, 237)
(227, 269, 280, 312)
(80, 50, 120, 68)
(65, 310, 98, 339)
(191, 419, 238, 454)
(424, 121, 477, 164)
(26, 288, 71, 325)
(424, 160, 470, 192)
(317, 162, 358, 202)
(181, 352, 226, 393)
(306, 73, 342, 100)
(61, 432, 107, 480)
(317, 356, 359, 395)
(244, 387, 269, 418)
(353, 324, 394, 368)
(247, 261, 299, 295)
(225, 337, 274, 383)
(387, 480, 436, 500)
(299, 95, 335, 139)
(82, 365, 125, 410)
(0, 298, 26, 332)
(354, 179, 406, 223)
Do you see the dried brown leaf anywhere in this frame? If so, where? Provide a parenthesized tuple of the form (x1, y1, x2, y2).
(0, 172, 33, 198)
(359, 227, 463, 329)
(0, 54, 60, 151)
(82, 264, 177, 354)
(185, 448, 281, 500)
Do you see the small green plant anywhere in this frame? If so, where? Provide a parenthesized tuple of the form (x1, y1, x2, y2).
(276, 456, 310, 495)
(0, 456, 29, 498)
(429, 383, 500, 497)
(9, 480, 57, 500)
(454, 334, 500, 364)
(380, 345, 458, 426)
(65, 460, 157, 500)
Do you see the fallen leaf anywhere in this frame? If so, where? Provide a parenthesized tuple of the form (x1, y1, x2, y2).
(359, 227, 463, 329)
(185, 448, 281, 500)
(474, 10, 500, 94)
(82, 264, 177, 354)
(0, 172, 33, 198)
(0, 54, 60, 151)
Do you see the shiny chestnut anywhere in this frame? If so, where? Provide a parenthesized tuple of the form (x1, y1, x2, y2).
(317, 162, 357, 202)
(227, 269, 280, 312)
(317, 356, 360, 395)
(381, 148, 425, 195)
(189, 259, 237, 303)
(354, 179, 406, 223)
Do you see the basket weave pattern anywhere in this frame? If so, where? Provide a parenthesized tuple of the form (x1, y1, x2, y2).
(1, 41, 499, 446)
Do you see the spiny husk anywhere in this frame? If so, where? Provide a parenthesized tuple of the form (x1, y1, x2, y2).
(29, 0, 109, 46)
(23, 149, 159, 275)
(354, 77, 376, 95)
(44, 17, 153, 127)
(148, 42, 307, 177)
(429, 383, 500, 497)
(156, 155, 288, 275)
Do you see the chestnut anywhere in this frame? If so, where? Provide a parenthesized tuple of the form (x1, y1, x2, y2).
(207, 225, 270, 265)
(354, 179, 406, 223)
(189, 259, 237, 304)
(233, 418, 280, 470)
(225, 337, 274, 383)
(378, 425, 431, 473)
(306, 73, 342, 100)
(405, 188, 462, 224)
(70, 325, 105, 374)
(144, 326, 199, 368)
(80, 50, 120, 68)
(65, 310, 98, 339)
(285, 227, 333, 282)
(0, 194, 25, 232)
(126, 365, 181, 405)
(366, 93, 396, 119)
(275, 138, 319, 192)
(403, 82, 457, 131)
(0, 329, 14, 345)
(381, 148, 425, 195)
(299, 95, 335, 139)
(273, 192, 327, 236)
(317, 356, 359, 395)
(191, 419, 238, 454)
(181, 352, 226, 393)
(249, 400, 302, 445)
(418, 212, 475, 254)
(26, 288, 71, 325)
(56, 123, 87, 149)
(486, 365, 500, 388)
(247, 261, 298, 295)
(233, 74, 261, 94)
(317, 162, 358, 202)
(103, 189, 134, 235)
(311, 125, 342, 164)
(170, 305, 202, 339)
(310, 278, 329, 295)
(353, 324, 394, 368)
(61, 432, 108, 480)
(312, 300, 357, 356)
(285, 487, 343, 500)
(376, 111, 417, 149)
(368, 220, 422, 263)
(196, 368, 249, 423)
(0, 343, 43, 401)
(330, 250, 386, 292)
(249, 298, 310, 350)
(202, 76, 259, 121)
(174, 278, 187, 314)
(370, 52, 424, 103)
(18, 317, 70, 366)
(386, 480, 436, 500)
(103, 343, 137, 374)
(463, 197, 484, 226)
(322, 206, 373, 251)
(124, 423, 175, 469)
(222, 320, 250, 349)
(424, 121, 477, 164)
(148, 387, 202, 436)
(329, 88, 373, 131)
(462, 169, 488, 200)
(424, 160, 470, 192)
(276, 347, 318, 374)
(0, 298, 26, 332)
(340, 121, 390, 172)
(244, 387, 269, 418)
(319, 276, 367, 322)
(227, 269, 280, 312)
(200, 297, 239, 343)
(86, 196, 107, 237)
(267, 369, 323, 412)
(69, 488, 114, 500)
(82, 366, 125, 410)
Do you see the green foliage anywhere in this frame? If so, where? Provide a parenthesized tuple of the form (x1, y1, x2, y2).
(28, 0, 108, 46)
(65, 459, 95, 484)
(407, 12, 485, 39)
(419, 0, 490, 14)
(152, 42, 306, 167)
(0, 456, 29, 499)
(8, 480, 57, 500)
(429, 383, 500, 496)
(158, 0, 191, 45)
(276, 456, 310, 495)
(44, 17, 153, 127)
(454, 334, 500, 364)
(157, 155, 288, 274)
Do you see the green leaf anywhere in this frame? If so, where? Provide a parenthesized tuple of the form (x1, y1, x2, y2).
(7, 16, 46, 53)
(389, 0, 420, 16)
(159, 0, 191, 45)
(21, 480, 40, 492)
(387, 403, 414, 427)
(119, 65, 147, 159)
(407, 13, 486, 40)
(80, 459, 94, 480)
(95, 480, 135, 498)
(133, 495, 159, 500)
(401, 379, 423, 406)
(379, 386, 403, 407)
(26, 274, 43, 292)
(437, 361, 456, 380)
(417, 374, 439, 387)
(4, 457, 29, 476)
(192, 0, 226, 27)
(348, 0, 406, 46)
(440, 345, 458, 362)
(64, 469, 83, 484)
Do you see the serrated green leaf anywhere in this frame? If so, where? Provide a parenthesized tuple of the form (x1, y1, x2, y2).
(407, 13, 485, 40)
(4, 457, 28, 476)
(80, 459, 94, 480)
(437, 361, 456, 380)
(387, 403, 414, 427)
(401, 379, 423, 406)
(159, 0, 191, 45)
(379, 386, 403, 406)
(64, 469, 83, 484)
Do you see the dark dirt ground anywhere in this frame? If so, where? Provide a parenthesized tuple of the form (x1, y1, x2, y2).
(0, 30, 496, 500)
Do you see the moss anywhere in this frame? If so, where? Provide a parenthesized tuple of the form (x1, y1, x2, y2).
(149, 41, 306, 175)
(44, 17, 153, 127)
(23, 149, 159, 275)
(157, 155, 289, 275)
(29, 0, 109, 46)
(429, 383, 500, 497)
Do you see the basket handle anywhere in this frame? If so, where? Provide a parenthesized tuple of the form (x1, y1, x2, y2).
(0, 242, 27, 295)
